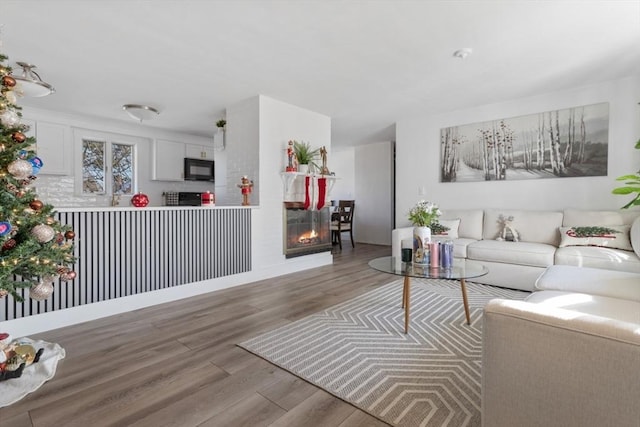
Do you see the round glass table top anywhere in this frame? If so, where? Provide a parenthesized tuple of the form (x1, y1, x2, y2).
(368, 256, 488, 280)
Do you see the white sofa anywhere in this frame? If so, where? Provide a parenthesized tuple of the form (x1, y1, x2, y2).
(482, 265, 640, 426)
(392, 208, 640, 291)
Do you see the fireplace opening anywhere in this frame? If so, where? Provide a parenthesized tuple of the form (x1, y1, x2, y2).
(283, 202, 332, 258)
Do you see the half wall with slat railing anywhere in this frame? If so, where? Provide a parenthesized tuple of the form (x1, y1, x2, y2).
(1, 207, 252, 321)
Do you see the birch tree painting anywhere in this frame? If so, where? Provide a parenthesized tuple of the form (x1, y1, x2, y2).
(440, 102, 609, 182)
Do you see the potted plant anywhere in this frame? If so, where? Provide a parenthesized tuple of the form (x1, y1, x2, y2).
(612, 139, 640, 209)
(292, 140, 319, 173)
(408, 200, 441, 265)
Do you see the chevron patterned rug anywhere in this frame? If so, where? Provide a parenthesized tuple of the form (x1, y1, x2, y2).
(239, 279, 528, 427)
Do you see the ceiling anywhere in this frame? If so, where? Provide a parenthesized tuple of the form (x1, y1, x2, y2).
(2, 1, 639, 148)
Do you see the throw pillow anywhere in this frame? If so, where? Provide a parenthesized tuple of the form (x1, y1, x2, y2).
(559, 225, 633, 251)
(432, 218, 460, 239)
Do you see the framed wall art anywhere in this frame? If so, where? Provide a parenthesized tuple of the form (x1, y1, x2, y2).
(440, 102, 609, 182)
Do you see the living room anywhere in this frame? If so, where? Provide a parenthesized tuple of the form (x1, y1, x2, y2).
(0, 1, 639, 425)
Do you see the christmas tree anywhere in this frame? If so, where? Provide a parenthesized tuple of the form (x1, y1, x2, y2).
(0, 52, 76, 301)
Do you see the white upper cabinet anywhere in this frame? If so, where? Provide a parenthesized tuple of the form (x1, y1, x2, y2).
(152, 139, 185, 181)
(31, 121, 73, 175)
(185, 143, 214, 160)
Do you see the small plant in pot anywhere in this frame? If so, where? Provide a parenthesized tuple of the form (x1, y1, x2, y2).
(292, 140, 319, 173)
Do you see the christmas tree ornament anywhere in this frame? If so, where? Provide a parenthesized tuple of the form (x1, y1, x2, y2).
(30, 157, 43, 176)
(1, 238, 16, 251)
(29, 281, 54, 301)
(1, 75, 16, 87)
(64, 230, 75, 240)
(55, 233, 65, 244)
(46, 217, 56, 225)
(0, 110, 19, 127)
(29, 200, 44, 211)
(130, 192, 149, 207)
(56, 265, 69, 275)
(0, 290, 8, 299)
(31, 224, 55, 243)
(60, 270, 76, 281)
(11, 131, 25, 143)
(5, 90, 17, 105)
(0, 222, 11, 236)
(7, 159, 32, 179)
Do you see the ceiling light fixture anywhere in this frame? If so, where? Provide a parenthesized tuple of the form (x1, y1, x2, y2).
(10, 62, 55, 97)
(122, 104, 159, 122)
(453, 48, 473, 59)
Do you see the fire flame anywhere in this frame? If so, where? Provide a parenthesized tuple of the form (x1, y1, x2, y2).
(298, 229, 318, 244)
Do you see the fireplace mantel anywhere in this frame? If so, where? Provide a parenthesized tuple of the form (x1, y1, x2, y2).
(280, 172, 338, 200)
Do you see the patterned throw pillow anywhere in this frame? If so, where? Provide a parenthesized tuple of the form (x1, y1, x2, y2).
(431, 218, 460, 239)
(559, 225, 633, 251)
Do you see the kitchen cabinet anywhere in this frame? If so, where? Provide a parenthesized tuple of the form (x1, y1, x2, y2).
(152, 139, 184, 181)
(28, 120, 72, 175)
(185, 143, 214, 160)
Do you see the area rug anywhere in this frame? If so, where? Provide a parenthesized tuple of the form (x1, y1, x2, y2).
(239, 278, 528, 427)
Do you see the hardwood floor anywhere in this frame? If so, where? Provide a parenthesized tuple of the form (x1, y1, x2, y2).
(0, 243, 395, 427)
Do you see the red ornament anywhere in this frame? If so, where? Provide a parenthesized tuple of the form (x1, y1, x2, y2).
(64, 230, 75, 240)
(30, 200, 44, 211)
(2, 239, 16, 251)
(11, 132, 26, 143)
(2, 75, 16, 88)
(131, 192, 149, 208)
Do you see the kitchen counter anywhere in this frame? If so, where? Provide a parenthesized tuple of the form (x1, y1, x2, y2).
(2, 205, 253, 322)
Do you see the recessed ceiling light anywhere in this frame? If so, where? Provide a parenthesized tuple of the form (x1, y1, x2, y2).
(453, 48, 473, 59)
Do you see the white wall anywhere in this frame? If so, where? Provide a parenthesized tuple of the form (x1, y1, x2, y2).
(251, 95, 333, 271)
(395, 75, 640, 227)
(330, 147, 356, 201)
(354, 141, 394, 245)
(225, 97, 260, 206)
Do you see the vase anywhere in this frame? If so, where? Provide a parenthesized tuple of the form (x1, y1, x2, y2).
(298, 164, 309, 174)
(413, 226, 431, 265)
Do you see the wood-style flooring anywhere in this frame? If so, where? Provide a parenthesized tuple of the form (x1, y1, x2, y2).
(0, 243, 395, 427)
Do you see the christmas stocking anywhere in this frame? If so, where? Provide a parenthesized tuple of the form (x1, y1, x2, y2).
(303, 176, 311, 210)
(316, 178, 327, 210)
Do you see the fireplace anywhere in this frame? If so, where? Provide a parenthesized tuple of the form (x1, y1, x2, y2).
(283, 202, 332, 258)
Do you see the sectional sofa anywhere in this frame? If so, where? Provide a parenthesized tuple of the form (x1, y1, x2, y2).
(392, 208, 640, 291)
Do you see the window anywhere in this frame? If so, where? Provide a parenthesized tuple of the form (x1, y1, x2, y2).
(81, 138, 135, 195)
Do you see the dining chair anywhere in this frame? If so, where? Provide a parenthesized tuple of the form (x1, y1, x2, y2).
(331, 200, 355, 249)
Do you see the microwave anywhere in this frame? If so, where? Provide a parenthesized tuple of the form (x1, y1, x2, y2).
(184, 158, 214, 182)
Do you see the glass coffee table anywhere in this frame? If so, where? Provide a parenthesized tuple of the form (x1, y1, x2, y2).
(368, 256, 489, 333)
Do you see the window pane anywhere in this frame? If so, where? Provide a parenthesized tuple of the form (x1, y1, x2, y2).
(112, 143, 133, 195)
(82, 139, 105, 193)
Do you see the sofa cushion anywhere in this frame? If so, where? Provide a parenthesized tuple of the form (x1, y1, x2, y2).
(555, 246, 640, 274)
(535, 265, 640, 302)
(559, 225, 633, 251)
(563, 208, 640, 227)
(483, 209, 563, 245)
(526, 290, 640, 324)
(440, 209, 483, 240)
(467, 240, 555, 268)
